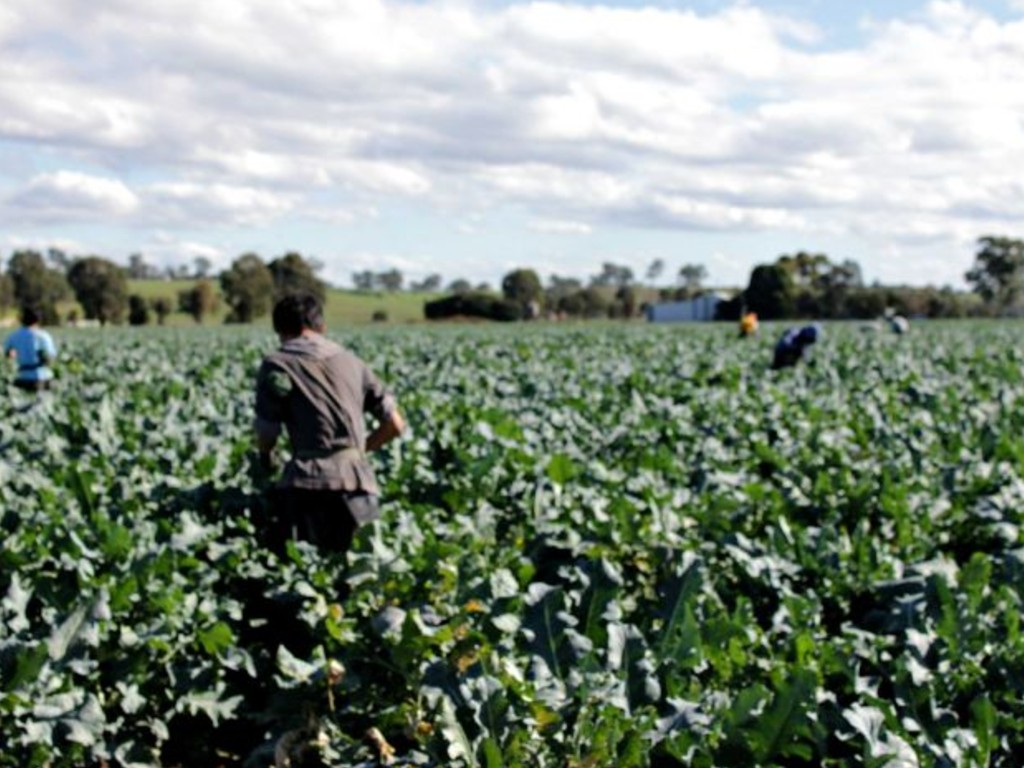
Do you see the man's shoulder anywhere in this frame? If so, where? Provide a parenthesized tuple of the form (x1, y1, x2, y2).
(264, 335, 361, 368)
(5, 327, 29, 346)
(311, 335, 366, 366)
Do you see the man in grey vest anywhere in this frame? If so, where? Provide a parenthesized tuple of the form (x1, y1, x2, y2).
(254, 292, 405, 556)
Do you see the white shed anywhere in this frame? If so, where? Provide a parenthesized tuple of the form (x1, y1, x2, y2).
(646, 292, 726, 323)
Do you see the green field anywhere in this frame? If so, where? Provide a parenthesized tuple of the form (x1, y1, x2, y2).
(126, 279, 440, 327)
(1, 321, 1020, 766)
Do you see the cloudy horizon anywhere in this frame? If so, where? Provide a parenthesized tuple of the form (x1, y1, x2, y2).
(2, 0, 1023, 290)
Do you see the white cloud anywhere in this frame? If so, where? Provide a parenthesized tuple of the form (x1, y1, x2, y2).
(0, 234, 86, 257)
(8, 171, 138, 220)
(145, 182, 296, 226)
(529, 219, 592, 235)
(330, 160, 432, 196)
(303, 204, 379, 225)
(646, 194, 808, 231)
(1, 0, 1023, 283)
(143, 237, 228, 272)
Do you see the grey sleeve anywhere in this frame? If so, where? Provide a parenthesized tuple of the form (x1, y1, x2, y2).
(255, 360, 290, 424)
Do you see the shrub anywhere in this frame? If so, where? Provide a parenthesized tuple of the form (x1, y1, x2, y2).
(424, 293, 522, 322)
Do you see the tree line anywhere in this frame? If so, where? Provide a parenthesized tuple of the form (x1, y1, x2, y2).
(352, 269, 496, 294)
(1, 236, 1018, 326)
(717, 237, 1021, 321)
(715, 252, 980, 321)
(424, 260, 713, 321)
(0, 250, 326, 326)
(427, 238, 1022, 322)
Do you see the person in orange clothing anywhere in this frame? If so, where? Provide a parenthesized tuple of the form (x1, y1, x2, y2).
(739, 311, 759, 338)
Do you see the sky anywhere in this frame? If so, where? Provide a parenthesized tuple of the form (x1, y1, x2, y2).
(1, 0, 1023, 290)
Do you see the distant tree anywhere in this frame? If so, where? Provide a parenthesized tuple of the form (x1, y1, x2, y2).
(646, 259, 665, 284)
(0, 273, 13, 315)
(178, 279, 219, 323)
(445, 279, 471, 294)
(220, 254, 273, 323)
(67, 256, 129, 325)
(47, 248, 72, 272)
(557, 286, 610, 318)
(546, 275, 583, 308)
(268, 252, 327, 303)
(745, 263, 795, 320)
(193, 256, 213, 279)
(556, 291, 586, 317)
(843, 286, 889, 320)
(815, 259, 864, 318)
(151, 296, 174, 325)
(677, 263, 707, 298)
(591, 262, 634, 288)
(579, 287, 610, 317)
(128, 253, 150, 279)
(380, 270, 403, 294)
(774, 253, 823, 286)
(352, 270, 376, 291)
(923, 285, 979, 318)
(475, 282, 493, 293)
(548, 275, 583, 293)
(164, 264, 191, 280)
(425, 293, 521, 322)
(965, 236, 1024, 308)
(833, 259, 863, 288)
(728, 253, 975, 322)
(614, 285, 640, 318)
(377, 269, 404, 292)
(501, 269, 543, 309)
(502, 269, 543, 316)
(7, 249, 70, 324)
(410, 273, 443, 292)
(128, 294, 150, 326)
(713, 292, 744, 321)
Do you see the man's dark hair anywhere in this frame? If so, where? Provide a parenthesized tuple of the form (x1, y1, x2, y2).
(273, 292, 325, 336)
(20, 305, 41, 327)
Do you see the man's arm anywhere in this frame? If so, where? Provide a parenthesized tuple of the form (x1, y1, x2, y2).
(41, 333, 57, 364)
(254, 360, 289, 471)
(366, 409, 405, 453)
(254, 418, 281, 471)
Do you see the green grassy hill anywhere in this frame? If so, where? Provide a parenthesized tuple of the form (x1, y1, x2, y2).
(126, 280, 440, 327)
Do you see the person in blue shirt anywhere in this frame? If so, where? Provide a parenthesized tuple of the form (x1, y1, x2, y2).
(771, 323, 820, 370)
(3, 305, 58, 391)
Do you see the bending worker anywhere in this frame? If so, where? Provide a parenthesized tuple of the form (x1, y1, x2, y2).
(254, 292, 406, 558)
(771, 323, 821, 370)
(739, 311, 759, 338)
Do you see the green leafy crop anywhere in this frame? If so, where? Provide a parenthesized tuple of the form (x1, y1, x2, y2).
(1, 321, 1021, 766)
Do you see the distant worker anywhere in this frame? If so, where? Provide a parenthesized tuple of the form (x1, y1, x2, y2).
(3, 305, 57, 392)
(254, 292, 406, 560)
(890, 314, 909, 335)
(771, 323, 821, 370)
(739, 311, 759, 338)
